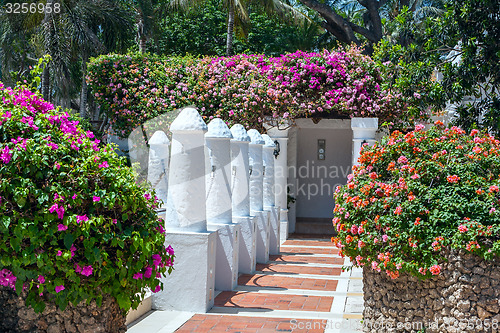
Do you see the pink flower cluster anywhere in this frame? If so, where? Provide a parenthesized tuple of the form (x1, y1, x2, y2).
(0, 269, 17, 289)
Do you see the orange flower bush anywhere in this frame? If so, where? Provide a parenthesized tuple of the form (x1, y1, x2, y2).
(333, 122, 500, 279)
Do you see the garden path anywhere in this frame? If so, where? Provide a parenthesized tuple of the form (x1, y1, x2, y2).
(128, 235, 363, 332)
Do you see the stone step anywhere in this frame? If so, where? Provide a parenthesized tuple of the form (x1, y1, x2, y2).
(238, 274, 339, 291)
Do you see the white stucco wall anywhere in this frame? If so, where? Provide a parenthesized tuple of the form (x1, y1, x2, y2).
(294, 120, 352, 219)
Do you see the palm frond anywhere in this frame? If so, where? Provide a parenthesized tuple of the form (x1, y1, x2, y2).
(165, 0, 206, 11)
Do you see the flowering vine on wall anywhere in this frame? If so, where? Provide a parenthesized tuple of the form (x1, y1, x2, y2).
(87, 47, 423, 138)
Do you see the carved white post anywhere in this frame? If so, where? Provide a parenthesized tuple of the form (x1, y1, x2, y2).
(206, 118, 233, 224)
(248, 129, 270, 264)
(262, 134, 280, 255)
(272, 134, 289, 244)
(230, 125, 251, 217)
(205, 118, 240, 291)
(262, 135, 276, 207)
(230, 124, 257, 274)
(147, 131, 170, 208)
(351, 118, 378, 167)
(153, 107, 217, 312)
(165, 107, 208, 232)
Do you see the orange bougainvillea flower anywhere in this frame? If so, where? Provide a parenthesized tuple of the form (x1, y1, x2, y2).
(332, 124, 500, 280)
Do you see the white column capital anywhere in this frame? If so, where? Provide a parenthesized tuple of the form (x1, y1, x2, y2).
(170, 107, 208, 133)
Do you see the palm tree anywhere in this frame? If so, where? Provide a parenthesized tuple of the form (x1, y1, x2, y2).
(167, 0, 308, 56)
(61, 0, 133, 116)
(0, 0, 134, 117)
(122, 0, 157, 53)
(0, 12, 38, 88)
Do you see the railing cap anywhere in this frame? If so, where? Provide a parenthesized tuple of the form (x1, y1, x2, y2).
(230, 124, 251, 142)
(170, 107, 208, 132)
(247, 129, 265, 145)
(206, 118, 232, 138)
(148, 131, 170, 145)
(261, 134, 276, 148)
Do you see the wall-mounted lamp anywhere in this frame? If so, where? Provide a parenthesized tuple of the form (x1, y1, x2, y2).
(273, 140, 280, 159)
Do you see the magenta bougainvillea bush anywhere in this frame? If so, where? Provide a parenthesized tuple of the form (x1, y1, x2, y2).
(332, 122, 500, 280)
(87, 47, 422, 137)
(0, 83, 174, 313)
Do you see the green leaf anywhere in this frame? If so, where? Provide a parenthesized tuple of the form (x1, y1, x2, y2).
(10, 237, 21, 251)
(64, 233, 75, 250)
(116, 293, 131, 310)
(1, 216, 11, 229)
(15, 278, 23, 296)
(15, 195, 26, 208)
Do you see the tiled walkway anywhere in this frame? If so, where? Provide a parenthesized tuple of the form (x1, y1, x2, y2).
(128, 236, 364, 333)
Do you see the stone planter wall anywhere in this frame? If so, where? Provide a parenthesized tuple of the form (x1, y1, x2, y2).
(363, 250, 500, 333)
(0, 287, 126, 333)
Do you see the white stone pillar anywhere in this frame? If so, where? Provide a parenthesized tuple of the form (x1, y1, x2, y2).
(248, 129, 264, 212)
(351, 117, 378, 167)
(248, 129, 270, 264)
(230, 125, 251, 217)
(262, 134, 280, 255)
(230, 125, 257, 274)
(165, 108, 208, 232)
(153, 107, 217, 312)
(261, 135, 276, 207)
(205, 118, 233, 224)
(147, 131, 170, 208)
(272, 136, 289, 244)
(205, 118, 240, 291)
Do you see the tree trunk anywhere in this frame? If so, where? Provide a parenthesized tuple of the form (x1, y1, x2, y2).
(42, 64, 50, 102)
(80, 53, 88, 119)
(137, 18, 147, 53)
(41, 0, 53, 101)
(139, 35, 147, 53)
(298, 0, 384, 53)
(226, 3, 235, 56)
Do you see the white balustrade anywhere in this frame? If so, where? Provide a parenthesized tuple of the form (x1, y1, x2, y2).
(351, 118, 378, 167)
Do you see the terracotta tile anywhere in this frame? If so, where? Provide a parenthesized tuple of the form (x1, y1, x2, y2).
(213, 291, 333, 312)
(269, 255, 344, 265)
(256, 263, 342, 276)
(282, 247, 339, 255)
(282, 240, 335, 247)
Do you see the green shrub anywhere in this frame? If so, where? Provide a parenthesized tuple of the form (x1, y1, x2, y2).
(333, 122, 500, 279)
(0, 82, 174, 313)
